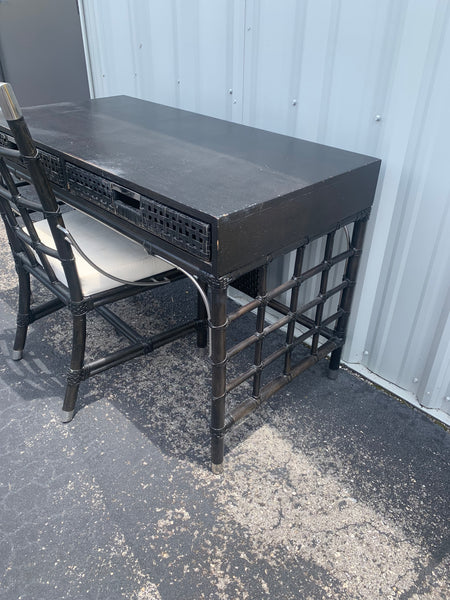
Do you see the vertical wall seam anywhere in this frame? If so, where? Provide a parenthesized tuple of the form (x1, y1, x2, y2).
(246, 0, 261, 127)
(361, 1, 405, 155)
(193, 0, 201, 113)
(225, 1, 234, 122)
(76, 0, 95, 98)
(240, 0, 247, 124)
(317, 0, 341, 142)
(127, 0, 138, 98)
(139, 2, 154, 102)
(172, 0, 180, 107)
(287, 0, 307, 136)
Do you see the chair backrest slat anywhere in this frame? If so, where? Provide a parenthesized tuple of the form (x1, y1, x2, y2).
(0, 82, 84, 300)
(0, 156, 59, 279)
(0, 146, 20, 159)
(15, 228, 61, 260)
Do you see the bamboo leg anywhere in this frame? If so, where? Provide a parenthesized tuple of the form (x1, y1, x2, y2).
(284, 246, 304, 375)
(210, 282, 228, 474)
(329, 219, 368, 379)
(252, 265, 268, 399)
(312, 231, 335, 355)
(12, 266, 31, 360)
(62, 314, 87, 422)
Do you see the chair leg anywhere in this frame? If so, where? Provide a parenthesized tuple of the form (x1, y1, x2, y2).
(12, 267, 31, 361)
(62, 314, 86, 422)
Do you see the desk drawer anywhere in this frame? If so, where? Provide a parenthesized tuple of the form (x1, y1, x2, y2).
(66, 162, 211, 261)
(111, 185, 211, 260)
(140, 194, 211, 260)
(67, 163, 113, 206)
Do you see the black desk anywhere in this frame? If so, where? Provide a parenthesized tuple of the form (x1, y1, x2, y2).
(0, 96, 381, 472)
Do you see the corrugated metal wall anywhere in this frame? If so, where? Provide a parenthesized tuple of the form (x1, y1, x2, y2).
(78, 0, 450, 419)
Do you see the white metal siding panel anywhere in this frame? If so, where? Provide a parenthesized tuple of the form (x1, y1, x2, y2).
(78, 0, 450, 417)
(362, 0, 450, 413)
(80, 0, 245, 122)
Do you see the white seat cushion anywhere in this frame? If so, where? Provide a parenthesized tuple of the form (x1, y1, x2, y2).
(32, 210, 171, 296)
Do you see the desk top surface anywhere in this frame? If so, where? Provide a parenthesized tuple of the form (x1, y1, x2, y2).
(1, 95, 381, 277)
(2, 95, 378, 221)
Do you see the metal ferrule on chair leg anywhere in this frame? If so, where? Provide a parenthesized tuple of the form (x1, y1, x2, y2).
(61, 410, 75, 423)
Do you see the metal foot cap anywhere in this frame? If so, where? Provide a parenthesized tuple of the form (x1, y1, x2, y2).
(62, 409, 74, 423)
(211, 462, 224, 475)
(328, 368, 339, 380)
(12, 349, 23, 361)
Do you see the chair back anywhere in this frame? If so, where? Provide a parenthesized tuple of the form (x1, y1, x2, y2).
(0, 82, 83, 301)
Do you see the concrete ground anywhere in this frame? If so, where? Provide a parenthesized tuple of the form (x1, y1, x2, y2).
(0, 222, 449, 600)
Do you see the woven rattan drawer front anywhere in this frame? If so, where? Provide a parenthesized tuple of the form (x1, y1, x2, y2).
(0, 132, 12, 148)
(141, 195, 211, 260)
(39, 150, 65, 186)
(65, 162, 211, 261)
(67, 163, 113, 206)
(1, 134, 64, 187)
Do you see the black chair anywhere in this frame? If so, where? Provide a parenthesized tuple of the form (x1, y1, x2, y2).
(0, 82, 206, 422)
